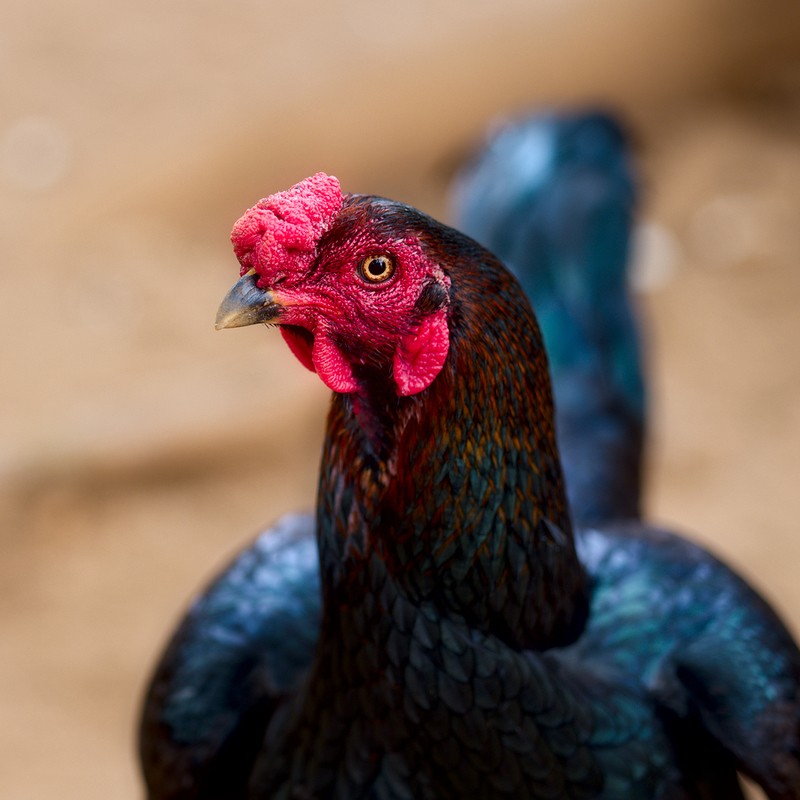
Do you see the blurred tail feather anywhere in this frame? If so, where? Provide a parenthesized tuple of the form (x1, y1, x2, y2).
(451, 110, 645, 525)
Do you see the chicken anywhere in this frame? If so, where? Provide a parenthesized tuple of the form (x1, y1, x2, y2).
(140, 165, 800, 799)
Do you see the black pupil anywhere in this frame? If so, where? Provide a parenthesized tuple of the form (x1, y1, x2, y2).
(368, 258, 387, 277)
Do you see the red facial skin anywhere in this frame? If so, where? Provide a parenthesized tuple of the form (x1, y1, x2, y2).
(230, 174, 451, 396)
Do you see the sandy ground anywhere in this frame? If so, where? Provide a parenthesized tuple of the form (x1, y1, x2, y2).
(3, 1, 800, 798)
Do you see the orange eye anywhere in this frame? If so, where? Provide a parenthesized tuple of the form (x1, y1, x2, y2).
(359, 254, 395, 283)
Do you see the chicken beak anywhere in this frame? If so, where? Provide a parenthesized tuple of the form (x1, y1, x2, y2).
(215, 269, 283, 330)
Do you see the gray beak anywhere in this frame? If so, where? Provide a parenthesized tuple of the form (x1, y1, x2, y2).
(215, 269, 283, 330)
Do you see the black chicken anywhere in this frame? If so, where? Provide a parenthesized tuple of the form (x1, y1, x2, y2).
(140, 119, 800, 799)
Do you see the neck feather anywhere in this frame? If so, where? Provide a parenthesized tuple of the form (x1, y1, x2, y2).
(315, 245, 587, 650)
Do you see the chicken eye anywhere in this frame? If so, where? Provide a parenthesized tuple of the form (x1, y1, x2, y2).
(359, 254, 395, 283)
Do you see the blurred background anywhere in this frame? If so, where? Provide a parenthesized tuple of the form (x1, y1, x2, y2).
(3, 1, 800, 797)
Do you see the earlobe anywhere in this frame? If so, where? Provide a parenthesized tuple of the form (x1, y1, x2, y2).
(393, 308, 450, 396)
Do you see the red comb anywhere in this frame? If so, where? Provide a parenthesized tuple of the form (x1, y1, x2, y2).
(231, 172, 344, 280)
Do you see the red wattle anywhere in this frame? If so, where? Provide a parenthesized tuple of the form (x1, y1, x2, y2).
(312, 332, 358, 394)
(280, 327, 316, 374)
